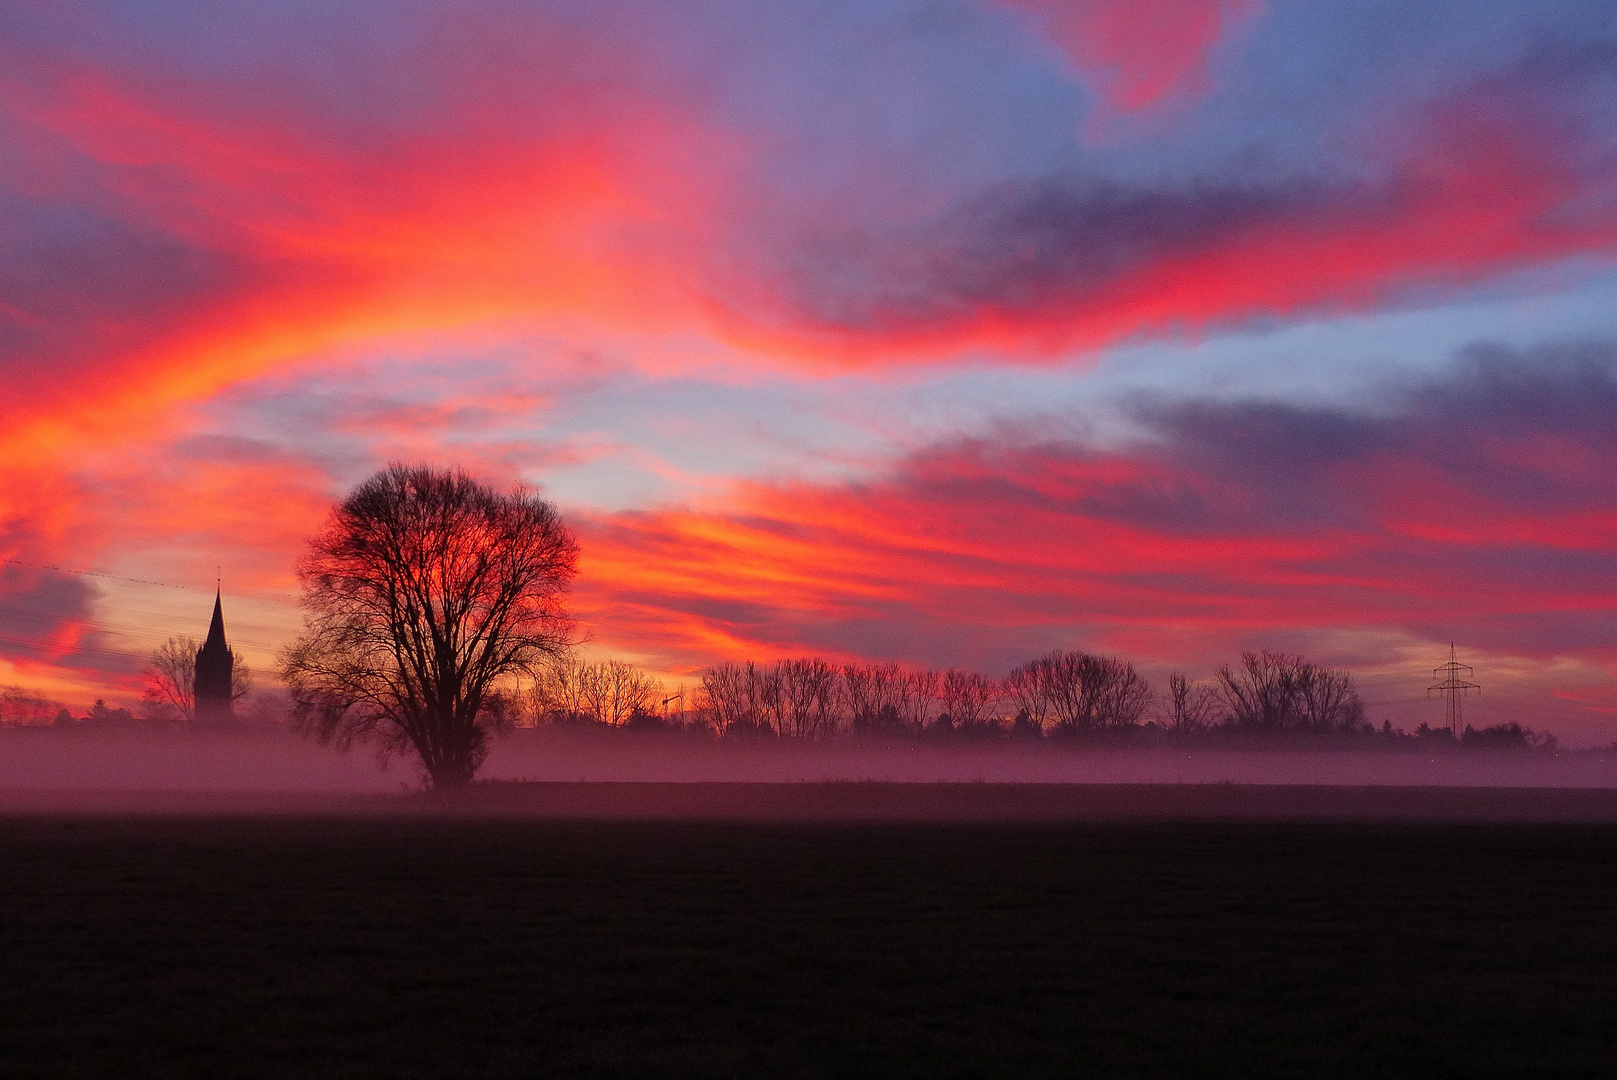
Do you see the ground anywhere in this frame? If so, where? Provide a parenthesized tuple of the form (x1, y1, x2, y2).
(0, 785, 1614, 1078)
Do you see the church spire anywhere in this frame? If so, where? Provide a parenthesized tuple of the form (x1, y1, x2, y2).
(204, 588, 228, 652)
(194, 587, 235, 723)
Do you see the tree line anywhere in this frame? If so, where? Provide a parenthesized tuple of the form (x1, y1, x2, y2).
(1, 462, 1515, 789)
(0, 466, 1557, 792)
(530, 648, 1369, 738)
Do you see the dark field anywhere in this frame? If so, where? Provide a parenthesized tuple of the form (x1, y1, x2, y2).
(2, 788, 1616, 1078)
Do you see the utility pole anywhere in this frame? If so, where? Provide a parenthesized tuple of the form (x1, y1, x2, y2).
(1428, 643, 1480, 738)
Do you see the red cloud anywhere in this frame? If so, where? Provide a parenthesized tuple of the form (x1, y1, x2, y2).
(572, 350, 1617, 731)
(0, 22, 733, 527)
(1, 4, 1613, 483)
(996, 0, 1262, 117)
(719, 97, 1617, 364)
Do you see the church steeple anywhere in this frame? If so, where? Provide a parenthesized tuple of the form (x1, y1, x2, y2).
(194, 588, 235, 723)
(203, 589, 228, 653)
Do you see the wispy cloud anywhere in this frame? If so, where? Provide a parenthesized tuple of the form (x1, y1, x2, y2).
(572, 344, 1617, 730)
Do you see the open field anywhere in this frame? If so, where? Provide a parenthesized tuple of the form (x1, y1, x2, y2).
(2, 785, 1615, 1078)
(6, 780, 1617, 820)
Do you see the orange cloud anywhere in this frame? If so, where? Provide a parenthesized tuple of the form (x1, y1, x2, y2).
(0, 33, 733, 537)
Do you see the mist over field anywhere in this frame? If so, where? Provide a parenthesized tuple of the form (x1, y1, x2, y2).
(3, 724, 1614, 798)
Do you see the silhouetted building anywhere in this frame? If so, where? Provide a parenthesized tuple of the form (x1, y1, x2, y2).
(194, 590, 234, 723)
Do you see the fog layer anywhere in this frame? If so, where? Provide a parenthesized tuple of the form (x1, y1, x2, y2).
(1, 726, 1613, 794)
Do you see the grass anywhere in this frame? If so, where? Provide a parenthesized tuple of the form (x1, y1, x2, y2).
(1, 811, 1614, 1078)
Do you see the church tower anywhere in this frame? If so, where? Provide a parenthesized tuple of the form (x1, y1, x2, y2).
(194, 590, 235, 723)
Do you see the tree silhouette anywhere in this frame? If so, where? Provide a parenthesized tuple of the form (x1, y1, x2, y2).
(532, 657, 663, 726)
(1214, 651, 1365, 732)
(1005, 651, 1152, 733)
(776, 658, 839, 738)
(0, 685, 68, 726)
(940, 669, 998, 733)
(280, 465, 578, 787)
(1167, 672, 1221, 732)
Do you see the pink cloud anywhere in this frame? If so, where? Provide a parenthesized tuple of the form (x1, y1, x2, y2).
(569, 350, 1617, 733)
(995, 0, 1263, 119)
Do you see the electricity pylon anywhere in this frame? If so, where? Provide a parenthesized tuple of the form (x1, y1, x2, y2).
(1428, 643, 1480, 738)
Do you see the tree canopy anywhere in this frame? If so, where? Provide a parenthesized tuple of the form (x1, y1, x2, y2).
(281, 465, 578, 786)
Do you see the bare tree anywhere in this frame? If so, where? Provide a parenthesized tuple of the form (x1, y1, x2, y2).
(1215, 651, 1364, 733)
(840, 663, 878, 728)
(1003, 659, 1053, 732)
(842, 662, 906, 734)
(579, 659, 662, 726)
(143, 634, 252, 723)
(531, 653, 591, 723)
(1294, 665, 1364, 732)
(1007, 651, 1150, 734)
(280, 465, 578, 787)
(143, 636, 197, 721)
(741, 661, 783, 735)
(1092, 658, 1153, 728)
(699, 661, 752, 735)
(1216, 651, 1305, 729)
(1166, 673, 1222, 731)
(776, 657, 839, 738)
(900, 668, 942, 732)
(940, 669, 998, 732)
(532, 655, 662, 726)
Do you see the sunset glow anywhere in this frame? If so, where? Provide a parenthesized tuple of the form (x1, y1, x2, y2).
(4, 1, 1616, 741)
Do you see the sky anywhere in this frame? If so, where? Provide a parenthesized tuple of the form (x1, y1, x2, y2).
(2, 0, 1616, 741)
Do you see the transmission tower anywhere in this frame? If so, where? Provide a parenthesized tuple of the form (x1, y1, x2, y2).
(1428, 643, 1480, 738)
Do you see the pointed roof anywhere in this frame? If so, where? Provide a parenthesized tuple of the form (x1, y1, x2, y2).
(201, 589, 229, 655)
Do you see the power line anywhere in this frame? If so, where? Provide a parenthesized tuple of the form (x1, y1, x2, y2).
(0, 558, 195, 592)
(0, 634, 162, 669)
(0, 604, 285, 653)
(0, 558, 297, 600)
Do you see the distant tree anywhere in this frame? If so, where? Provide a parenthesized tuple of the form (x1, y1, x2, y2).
(1216, 651, 1303, 730)
(1462, 722, 1556, 750)
(1293, 663, 1362, 732)
(1214, 651, 1364, 733)
(530, 653, 592, 723)
(0, 685, 67, 726)
(900, 669, 942, 733)
(698, 661, 752, 735)
(579, 659, 662, 726)
(84, 699, 136, 726)
(1009, 710, 1044, 740)
(1009, 651, 1151, 733)
(776, 658, 839, 738)
(1003, 661, 1053, 733)
(280, 465, 578, 787)
(740, 661, 783, 735)
(1167, 673, 1221, 732)
(142, 635, 252, 722)
(842, 662, 908, 735)
(940, 669, 998, 734)
(840, 663, 880, 731)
